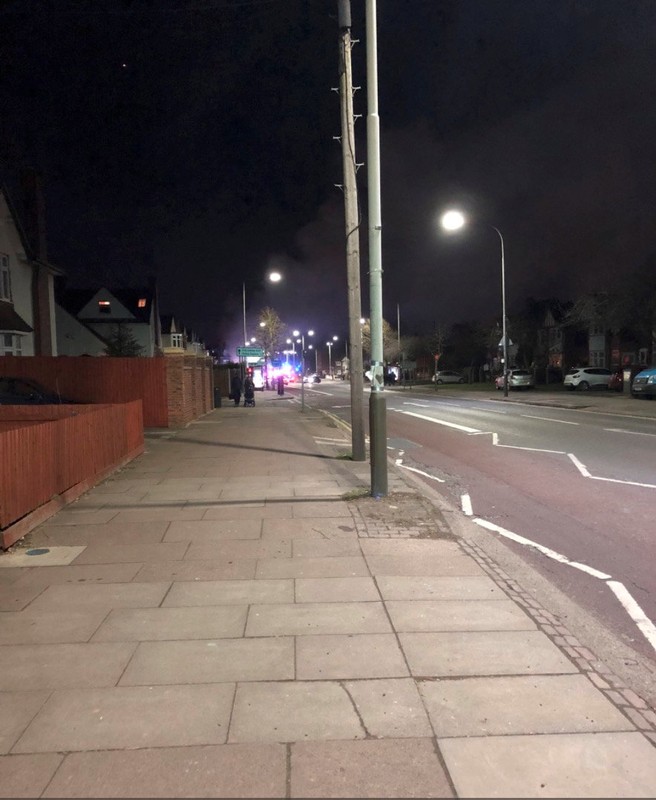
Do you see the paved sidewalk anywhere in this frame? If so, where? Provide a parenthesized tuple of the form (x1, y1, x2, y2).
(1, 395, 656, 797)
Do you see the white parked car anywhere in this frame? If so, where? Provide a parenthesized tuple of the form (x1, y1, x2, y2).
(432, 370, 465, 384)
(563, 367, 612, 391)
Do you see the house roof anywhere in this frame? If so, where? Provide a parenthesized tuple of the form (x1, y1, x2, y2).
(0, 301, 33, 333)
(58, 286, 154, 323)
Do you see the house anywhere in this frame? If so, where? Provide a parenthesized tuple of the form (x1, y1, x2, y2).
(160, 314, 208, 356)
(57, 280, 162, 356)
(0, 176, 62, 357)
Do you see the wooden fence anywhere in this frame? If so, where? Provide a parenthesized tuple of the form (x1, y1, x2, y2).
(0, 402, 144, 549)
(0, 354, 213, 428)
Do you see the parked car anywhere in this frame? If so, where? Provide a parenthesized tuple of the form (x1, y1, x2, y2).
(495, 369, 535, 390)
(631, 366, 656, 399)
(563, 367, 612, 391)
(0, 377, 77, 405)
(432, 370, 465, 384)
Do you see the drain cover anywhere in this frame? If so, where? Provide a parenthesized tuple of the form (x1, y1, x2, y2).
(26, 548, 51, 556)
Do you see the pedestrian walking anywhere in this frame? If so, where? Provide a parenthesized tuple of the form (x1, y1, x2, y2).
(230, 372, 242, 406)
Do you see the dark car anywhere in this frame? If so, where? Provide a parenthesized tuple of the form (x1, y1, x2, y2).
(0, 377, 77, 405)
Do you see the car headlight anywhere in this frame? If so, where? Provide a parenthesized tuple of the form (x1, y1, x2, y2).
(647, 375, 656, 384)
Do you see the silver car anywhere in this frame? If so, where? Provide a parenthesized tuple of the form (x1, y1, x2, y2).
(495, 369, 535, 390)
(432, 370, 465, 384)
(563, 367, 611, 391)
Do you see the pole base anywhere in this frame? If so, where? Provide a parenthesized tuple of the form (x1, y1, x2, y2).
(369, 391, 388, 497)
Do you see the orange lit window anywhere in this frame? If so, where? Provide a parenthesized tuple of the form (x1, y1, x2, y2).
(138, 298, 146, 308)
(98, 300, 111, 314)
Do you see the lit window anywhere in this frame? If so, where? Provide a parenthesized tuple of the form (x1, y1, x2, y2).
(0, 254, 11, 301)
(171, 333, 183, 348)
(98, 300, 111, 314)
(138, 298, 146, 308)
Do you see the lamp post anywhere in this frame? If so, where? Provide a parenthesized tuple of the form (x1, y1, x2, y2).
(293, 329, 314, 411)
(326, 335, 338, 378)
(440, 210, 509, 398)
(242, 270, 283, 353)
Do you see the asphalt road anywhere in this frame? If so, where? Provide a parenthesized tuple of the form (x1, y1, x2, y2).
(290, 380, 656, 666)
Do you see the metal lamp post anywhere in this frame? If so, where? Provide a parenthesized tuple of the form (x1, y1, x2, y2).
(326, 336, 338, 378)
(440, 210, 509, 398)
(293, 329, 314, 411)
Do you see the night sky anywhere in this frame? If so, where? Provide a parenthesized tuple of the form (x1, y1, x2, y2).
(2, 0, 655, 356)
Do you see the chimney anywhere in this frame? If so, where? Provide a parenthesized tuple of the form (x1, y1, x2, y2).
(21, 168, 48, 262)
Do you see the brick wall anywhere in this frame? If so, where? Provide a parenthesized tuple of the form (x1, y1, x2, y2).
(164, 351, 213, 428)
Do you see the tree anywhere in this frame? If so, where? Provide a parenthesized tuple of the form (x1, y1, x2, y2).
(257, 306, 285, 385)
(104, 323, 143, 357)
(360, 317, 398, 362)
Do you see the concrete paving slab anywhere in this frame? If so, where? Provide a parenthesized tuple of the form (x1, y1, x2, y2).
(0, 753, 64, 798)
(420, 675, 635, 737)
(119, 637, 294, 685)
(0, 584, 45, 612)
(0, 609, 108, 645)
(26, 581, 170, 611)
(41, 509, 120, 526)
(91, 605, 247, 642)
(343, 678, 433, 738)
(360, 539, 464, 556)
(386, 599, 536, 632)
(262, 519, 358, 540)
(377, 575, 506, 601)
(229, 681, 365, 742)
(366, 554, 486, 577)
(291, 501, 352, 518)
(292, 538, 362, 558)
(219, 487, 293, 501)
(295, 577, 380, 603)
(293, 486, 345, 497)
(202, 503, 295, 520)
(111, 508, 208, 522)
(27, 521, 169, 547)
(0, 546, 86, 568)
(163, 579, 294, 607)
(135, 559, 256, 582)
(41, 743, 287, 798)
(439, 731, 656, 798)
(256, 555, 369, 579)
(184, 540, 291, 561)
(164, 519, 262, 541)
(13, 684, 235, 753)
(291, 738, 453, 798)
(296, 633, 408, 679)
(71, 542, 188, 565)
(11, 563, 142, 591)
(400, 631, 578, 677)
(246, 602, 391, 636)
(0, 692, 51, 754)
(0, 642, 137, 690)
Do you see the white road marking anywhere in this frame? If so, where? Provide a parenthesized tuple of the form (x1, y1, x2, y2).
(403, 402, 433, 408)
(396, 463, 445, 482)
(521, 414, 579, 425)
(606, 581, 656, 651)
(402, 411, 480, 434)
(461, 494, 473, 516)
(567, 453, 592, 477)
(472, 518, 611, 580)
(331, 404, 351, 408)
(604, 428, 656, 438)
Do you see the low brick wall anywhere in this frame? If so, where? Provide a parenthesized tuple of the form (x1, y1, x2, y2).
(164, 352, 213, 428)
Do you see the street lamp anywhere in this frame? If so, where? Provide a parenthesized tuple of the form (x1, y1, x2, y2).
(326, 336, 338, 378)
(242, 270, 283, 352)
(293, 329, 314, 411)
(440, 210, 509, 398)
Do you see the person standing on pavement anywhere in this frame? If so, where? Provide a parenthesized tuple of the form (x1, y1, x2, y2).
(230, 372, 242, 406)
(277, 374, 285, 396)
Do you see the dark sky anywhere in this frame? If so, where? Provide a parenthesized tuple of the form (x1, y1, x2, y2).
(2, 0, 656, 356)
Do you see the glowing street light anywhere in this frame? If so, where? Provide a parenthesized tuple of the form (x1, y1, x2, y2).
(440, 209, 508, 397)
(326, 336, 338, 379)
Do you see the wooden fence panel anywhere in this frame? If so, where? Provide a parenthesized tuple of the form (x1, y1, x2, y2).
(0, 402, 143, 532)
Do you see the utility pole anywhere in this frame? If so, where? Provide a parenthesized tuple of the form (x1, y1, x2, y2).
(337, 0, 366, 462)
(366, 0, 387, 496)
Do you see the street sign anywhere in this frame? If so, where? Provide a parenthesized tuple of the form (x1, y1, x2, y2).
(237, 346, 264, 358)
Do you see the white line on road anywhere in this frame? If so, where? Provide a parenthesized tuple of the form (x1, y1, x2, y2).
(606, 581, 656, 651)
(567, 453, 592, 477)
(403, 402, 433, 408)
(521, 414, 579, 425)
(461, 494, 473, 516)
(604, 428, 656, 438)
(396, 463, 445, 482)
(331, 404, 351, 408)
(472, 517, 612, 580)
(402, 411, 480, 434)
(568, 453, 656, 488)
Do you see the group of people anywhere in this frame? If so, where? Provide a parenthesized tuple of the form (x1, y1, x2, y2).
(229, 372, 255, 406)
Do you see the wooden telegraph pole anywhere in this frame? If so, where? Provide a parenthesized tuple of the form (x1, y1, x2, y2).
(337, 0, 366, 461)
